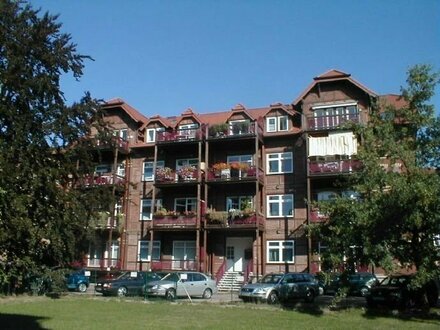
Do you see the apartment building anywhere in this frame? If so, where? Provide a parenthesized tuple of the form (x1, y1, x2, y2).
(82, 70, 398, 283)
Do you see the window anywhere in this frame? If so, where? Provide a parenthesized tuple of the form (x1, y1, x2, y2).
(140, 199, 153, 221)
(227, 155, 252, 165)
(267, 240, 295, 263)
(142, 161, 164, 181)
(267, 152, 293, 174)
(312, 103, 358, 129)
(266, 116, 288, 132)
(117, 162, 125, 177)
(178, 123, 198, 139)
(146, 127, 164, 143)
(176, 158, 198, 169)
(114, 129, 128, 141)
(174, 197, 197, 213)
(95, 164, 111, 175)
(229, 120, 250, 135)
(226, 196, 253, 211)
(138, 240, 161, 261)
(267, 194, 293, 217)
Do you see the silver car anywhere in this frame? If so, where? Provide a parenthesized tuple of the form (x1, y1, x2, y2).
(145, 271, 218, 300)
(239, 272, 320, 304)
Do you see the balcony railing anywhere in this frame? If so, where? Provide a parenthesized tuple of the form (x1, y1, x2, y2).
(207, 121, 262, 139)
(79, 174, 126, 187)
(204, 212, 264, 229)
(150, 259, 198, 271)
(309, 210, 329, 223)
(152, 215, 197, 228)
(95, 136, 129, 152)
(306, 113, 360, 131)
(157, 127, 204, 143)
(207, 165, 263, 182)
(155, 168, 201, 184)
(86, 258, 120, 269)
(309, 159, 362, 175)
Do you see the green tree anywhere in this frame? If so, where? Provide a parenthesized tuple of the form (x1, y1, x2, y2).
(312, 65, 440, 284)
(0, 0, 113, 293)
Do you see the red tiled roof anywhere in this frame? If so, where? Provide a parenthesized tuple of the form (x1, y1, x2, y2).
(379, 94, 407, 109)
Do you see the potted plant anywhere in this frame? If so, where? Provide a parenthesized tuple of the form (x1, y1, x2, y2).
(167, 210, 180, 218)
(176, 165, 196, 181)
(209, 123, 229, 137)
(212, 162, 230, 178)
(155, 167, 174, 181)
(153, 207, 167, 218)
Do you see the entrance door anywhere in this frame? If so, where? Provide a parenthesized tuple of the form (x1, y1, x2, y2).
(226, 237, 252, 272)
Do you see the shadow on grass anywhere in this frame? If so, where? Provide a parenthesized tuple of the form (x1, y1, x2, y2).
(0, 313, 49, 330)
(363, 306, 440, 324)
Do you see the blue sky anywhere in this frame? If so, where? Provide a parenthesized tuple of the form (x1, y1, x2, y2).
(30, 0, 440, 117)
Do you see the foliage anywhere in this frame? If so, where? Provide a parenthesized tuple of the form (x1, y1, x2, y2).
(0, 0, 113, 294)
(310, 65, 440, 282)
(212, 162, 229, 171)
(208, 123, 228, 136)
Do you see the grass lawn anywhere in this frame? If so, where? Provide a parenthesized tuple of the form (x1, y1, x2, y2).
(0, 295, 439, 329)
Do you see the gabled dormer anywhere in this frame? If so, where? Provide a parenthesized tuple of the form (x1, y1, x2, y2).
(226, 104, 256, 136)
(140, 115, 171, 144)
(263, 103, 302, 135)
(293, 70, 377, 131)
(102, 98, 148, 148)
(174, 108, 203, 139)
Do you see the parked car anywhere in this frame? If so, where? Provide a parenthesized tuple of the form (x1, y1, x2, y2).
(366, 274, 439, 310)
(144, 271, 218, 300)
(315, 272, 341, 295)
(317, 272, 378, 296)
(95, 271, 164, 297)
(66, 269, 90, 293)
(239, 272, 320, 304)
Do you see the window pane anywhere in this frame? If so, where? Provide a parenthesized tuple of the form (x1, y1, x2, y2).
(269, 249, 279, 262)
(282, 195, 293, 216)
(267, 117, 276, 132)
(279, 116, 288, 131)
(269, 202, 280, 216)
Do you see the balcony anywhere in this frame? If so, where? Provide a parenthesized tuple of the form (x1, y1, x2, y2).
(309, 210, 328, 223)
(306, 113, 360, 131)
(151, 259, 198, 271)
(309, 159, 362, 176)
(207, 121, 262, 140)
(157, 127, 204, 143)
(155, 167, 201, 184)
(207, 164, 263, 184)
(94, 136, 129, 153)
(152, 214, 197, 229)
(204, 211, 264, 229)
(78, 174, 126, 187)
(86, 258, 120, 269)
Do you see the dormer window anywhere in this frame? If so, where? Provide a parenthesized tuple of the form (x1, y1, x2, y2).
(114, 129, 128, 141)
(266, 116, 288, 132)
(146, 127, 165, 143)
(178, 123, 198, 139)
(229, 120, 250, 135)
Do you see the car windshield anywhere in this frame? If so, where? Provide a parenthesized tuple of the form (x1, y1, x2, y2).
(161, 273, 180, 282)
(259, 274, 283, 284)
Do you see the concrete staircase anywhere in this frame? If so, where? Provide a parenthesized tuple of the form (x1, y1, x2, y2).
(217, 271, 245, 292)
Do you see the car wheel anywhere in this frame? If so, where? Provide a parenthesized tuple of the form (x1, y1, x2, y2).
(166, 288, 176, 300)
(267, 291, 279, 304)
(304, 290, 315, 303)
(202, 288, 212, 299)
(360, 286, 369, 297)
(77, 283, 87, 293)
(117, 286, 128, 297)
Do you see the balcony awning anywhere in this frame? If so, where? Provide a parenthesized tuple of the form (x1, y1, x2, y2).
(308, 131, 357, 157)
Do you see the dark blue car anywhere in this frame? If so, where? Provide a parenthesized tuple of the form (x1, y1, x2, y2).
(66, 269, 90, 293)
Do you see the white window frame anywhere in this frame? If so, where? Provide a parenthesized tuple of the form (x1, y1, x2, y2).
(138, 240, 161, 261)
(266, 240, 295, 263)
(229, 120, 249, 135)
(267, 194, 294, 218)
(142, 160, 164, 181)
(176, 158, 198, 170)
(266, 116, 288, 132)
(140, 199, 153, 221)
(174, 197, 197, 213)
(267, 152, 293, 174)
(226, 196, 253, 211)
